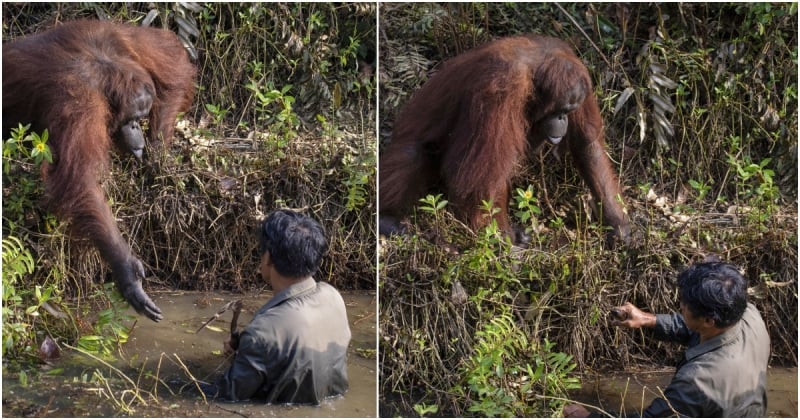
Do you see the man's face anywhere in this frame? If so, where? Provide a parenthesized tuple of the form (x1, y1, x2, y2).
(680, 301, 710, 332)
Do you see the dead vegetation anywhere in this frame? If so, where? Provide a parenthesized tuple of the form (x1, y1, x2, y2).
(2, 3, 376, 359)
(379, 3, 797, 416)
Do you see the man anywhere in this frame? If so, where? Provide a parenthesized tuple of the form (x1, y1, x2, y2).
(207, 209, 351, 404)
(564, 261, 770, 417)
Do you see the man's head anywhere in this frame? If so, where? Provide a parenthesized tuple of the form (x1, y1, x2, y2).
(258, 209, 328, 280)
(677, 262, 748, 328)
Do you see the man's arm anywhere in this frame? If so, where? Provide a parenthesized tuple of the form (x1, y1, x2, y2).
(215, 331, 269, 401)
(563, 303, 699, 418)
(612, 302, 693, 345)
(650, 312, 694, 345)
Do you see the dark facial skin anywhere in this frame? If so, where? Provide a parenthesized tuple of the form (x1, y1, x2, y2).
(117, 119, 146, 158)
(114, 86, 153, 159)
(536, 78, 587, 145)
(540, 112, 569, 144)
(539, 101, 581, 145)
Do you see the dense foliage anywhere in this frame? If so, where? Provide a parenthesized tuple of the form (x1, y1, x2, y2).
(379, 3, 797, 417)
(2, 3, 376, 360)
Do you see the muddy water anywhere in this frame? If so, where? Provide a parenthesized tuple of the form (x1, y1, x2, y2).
(2, 290, 377, 417)
(571, 367, 797, 417)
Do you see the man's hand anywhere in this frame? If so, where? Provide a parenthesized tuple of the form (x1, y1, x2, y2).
(563, 403, 591, 417)
(223, 336, 236, 356)
(610, 302, 657, 329)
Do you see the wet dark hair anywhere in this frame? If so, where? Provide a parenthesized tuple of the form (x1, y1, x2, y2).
(677, 262, 748, 328)
(258, 209, 328, 279)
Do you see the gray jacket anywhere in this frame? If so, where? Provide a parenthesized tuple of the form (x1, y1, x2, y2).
(216, 278, 351, 404)
(641, 303, 770, 417)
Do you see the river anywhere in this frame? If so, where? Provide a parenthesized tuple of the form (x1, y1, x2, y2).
(2, 290, 377, 417)
(571, 367, 797, 417)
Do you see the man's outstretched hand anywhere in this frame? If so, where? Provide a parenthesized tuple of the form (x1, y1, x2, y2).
(610, 302, 656, 329)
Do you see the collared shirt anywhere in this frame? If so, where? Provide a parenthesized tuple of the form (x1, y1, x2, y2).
(215, 278, 351, 404)
(639, 303, 770, 417)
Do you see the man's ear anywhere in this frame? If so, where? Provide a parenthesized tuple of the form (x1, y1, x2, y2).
(702, 317, 717, 329)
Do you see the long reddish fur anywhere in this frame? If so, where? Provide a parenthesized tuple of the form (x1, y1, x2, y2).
(379, 35, 628, 241)
(3, 20, 195, 252)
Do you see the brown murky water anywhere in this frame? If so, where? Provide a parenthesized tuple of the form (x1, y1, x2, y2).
(2, 290, 377, 417)
(571, 367, 798, 417)
(3, 291, 794, 418)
